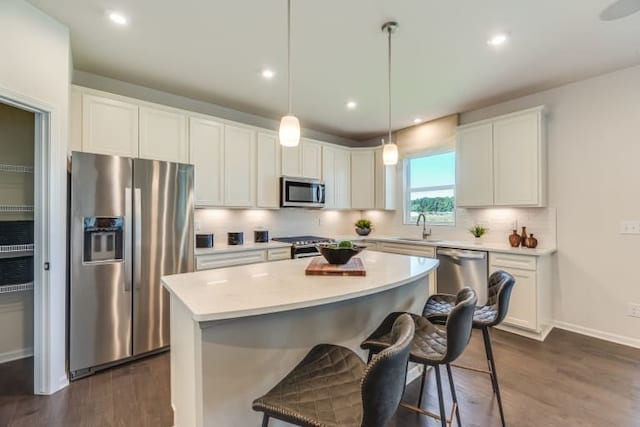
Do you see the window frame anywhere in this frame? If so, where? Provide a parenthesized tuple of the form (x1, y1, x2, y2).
(403, 149, 456, 226)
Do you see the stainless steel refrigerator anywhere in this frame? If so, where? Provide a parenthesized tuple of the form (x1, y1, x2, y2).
(69, 151, 194, 379)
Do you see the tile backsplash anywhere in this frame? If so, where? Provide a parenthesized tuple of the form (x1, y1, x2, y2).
(195, 207, 557, 249)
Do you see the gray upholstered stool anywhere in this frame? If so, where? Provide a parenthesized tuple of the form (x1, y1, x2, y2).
(423, 270, 516, 427)
(252, 313, 415, 427)
(361, 288, 477, 427)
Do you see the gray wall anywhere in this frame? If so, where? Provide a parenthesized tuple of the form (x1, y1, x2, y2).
(73, 70, 361, 147)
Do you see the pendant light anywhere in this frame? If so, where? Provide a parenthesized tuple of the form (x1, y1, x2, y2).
(279, 0, 301, 147)
(381, 21, 399, 165)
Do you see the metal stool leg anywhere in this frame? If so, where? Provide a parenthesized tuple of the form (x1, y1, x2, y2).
(261, 414, 269, 427)
(417, 365, 427, 407)
(446, 364, 461, 427)
(434, 365, 447, 427)
(482, 328, 506, 427)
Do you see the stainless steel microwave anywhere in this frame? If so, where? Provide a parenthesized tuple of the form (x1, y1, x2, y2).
(280, 176, 325, 208)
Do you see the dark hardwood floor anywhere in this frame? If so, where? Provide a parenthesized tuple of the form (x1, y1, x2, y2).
(1, 328, 639, 426)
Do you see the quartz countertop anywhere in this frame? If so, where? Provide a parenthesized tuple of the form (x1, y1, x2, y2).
(337, 235, 556, 256)
(162, 251, 438, 322)
(194, 241, 291, 256)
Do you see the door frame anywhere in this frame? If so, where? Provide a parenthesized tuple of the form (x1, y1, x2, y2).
(0, 85, 65, 395)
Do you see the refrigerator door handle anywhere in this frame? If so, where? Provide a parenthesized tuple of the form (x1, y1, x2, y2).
(133, 188, 142, 290)
(124, 187, 133, 292)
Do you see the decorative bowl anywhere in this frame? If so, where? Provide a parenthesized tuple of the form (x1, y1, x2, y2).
(355, 227, 371, 236)
(318, 244, 365, 265)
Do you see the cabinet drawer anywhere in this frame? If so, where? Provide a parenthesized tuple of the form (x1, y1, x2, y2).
(378, 242, 436, 258)
(196, 250, 267, 270)
(489, 253, 536, 271)
(268, 247, 291, 261)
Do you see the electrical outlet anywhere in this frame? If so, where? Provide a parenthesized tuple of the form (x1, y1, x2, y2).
(195, 220, 201, 232)
(628, 303, 640, 318)
(619, 221, 640, 234)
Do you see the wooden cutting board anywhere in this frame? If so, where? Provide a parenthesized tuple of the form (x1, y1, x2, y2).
(305, 257, 366, 276)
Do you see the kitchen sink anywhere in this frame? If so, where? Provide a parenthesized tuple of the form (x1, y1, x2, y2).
(388, 237, 444, 243)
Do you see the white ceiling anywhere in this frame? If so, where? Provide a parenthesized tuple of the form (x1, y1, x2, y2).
(28, 0, 640, 140)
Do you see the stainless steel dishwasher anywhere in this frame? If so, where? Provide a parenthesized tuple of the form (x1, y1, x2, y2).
(436, 248, 488, 305)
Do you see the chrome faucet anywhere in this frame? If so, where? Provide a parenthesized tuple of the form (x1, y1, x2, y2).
(416, 213, 432, 240)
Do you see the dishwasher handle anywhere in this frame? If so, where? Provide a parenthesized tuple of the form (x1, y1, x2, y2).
(437, 248, 487, 260)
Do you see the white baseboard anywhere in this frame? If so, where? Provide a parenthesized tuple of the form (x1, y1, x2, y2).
(554, 321, 640, 350)
(0, 347, 33, 364)
(495, 323, 554, 342)
(406, 363, 424, 385)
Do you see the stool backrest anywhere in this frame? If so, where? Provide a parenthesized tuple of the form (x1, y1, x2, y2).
(360, 313, 415, 427)
(485, 270, 516, 327)
(443, 287, 478, 364)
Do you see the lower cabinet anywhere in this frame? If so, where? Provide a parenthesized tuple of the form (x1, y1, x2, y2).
(267, 247, 291, 261)
(490, 252, 552, 340)
(196, 246, 291, 271)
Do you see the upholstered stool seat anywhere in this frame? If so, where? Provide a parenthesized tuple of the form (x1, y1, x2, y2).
(253, 313, 415, 427)
(424, 294, 500, 325)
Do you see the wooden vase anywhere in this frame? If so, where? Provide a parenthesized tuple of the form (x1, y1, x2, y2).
(525, 233, 538, 249)
(520, 227, 528, 247)
(509, 230, 521, 247)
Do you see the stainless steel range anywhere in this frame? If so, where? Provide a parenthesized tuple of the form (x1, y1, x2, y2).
(272, 235, 335, 258)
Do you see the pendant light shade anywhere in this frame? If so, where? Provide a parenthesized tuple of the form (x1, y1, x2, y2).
(381, 21, 399, 166)
(383, 141, 399, 165)
(279, 0, 300, 147)
(279, 115, 300, 147)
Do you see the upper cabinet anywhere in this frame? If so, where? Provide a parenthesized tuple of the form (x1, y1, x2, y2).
(223, 125, 256, 207)
(375, 148, 396, 210)
(81, 94, 139, 157)
(281, 138, 322, 179)
(256, 132, 281, 208)
(322, 145, 351, 209)
(351, 150, 376, 210)
(456, 107, 546, 208)
(190, 117, 224, 207)
(139, 107, 189, 163)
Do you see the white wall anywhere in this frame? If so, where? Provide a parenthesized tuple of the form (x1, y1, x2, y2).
(0, 0, 71, 393)
(460, 64, 640, 347)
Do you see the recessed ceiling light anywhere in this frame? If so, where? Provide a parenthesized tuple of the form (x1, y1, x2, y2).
(261, 68, 275, 80)
(346, 100, 357, 110)
(108, 11, 128, 25)
(413, 118, 423, 124)
(487, 33, 508, 46)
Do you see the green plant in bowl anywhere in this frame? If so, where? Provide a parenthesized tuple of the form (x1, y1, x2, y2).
(318, 240, 365, 265)
(355, 219, 372, 236)
(469, 225, 488, 238)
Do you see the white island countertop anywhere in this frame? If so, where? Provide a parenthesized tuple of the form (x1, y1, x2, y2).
(162, 250, 438, 322)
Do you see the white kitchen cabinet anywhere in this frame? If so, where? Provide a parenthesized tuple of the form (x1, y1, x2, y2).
(256, 132, 281, 208)
(493, 110, 545, 206)
(81, 94, 139, 157)
(223, 125, 255, 207)
(139, 106, 189, 163)
(490, 252, 552, 341)
(281, 139, 322, 179)
(190, 117, 224, 206)
(456, 106, 545, 208)
(351, 150, 376, 209)
(322, 145, 351, 209)
(456, 123, 493, 207)
(196, 250, 267, 270)
(267, 247, 291, 261)
(375, 148, 396, 210)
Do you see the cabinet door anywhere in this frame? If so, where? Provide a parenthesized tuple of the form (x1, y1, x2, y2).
(301, 139, 322, 179)
(190, 117, 224, 206)
(139, 107, 189, 163)
(224, 125, 255, 207)
(455, 123, 493, 207)
(322, 146, 337, 208)
(82, 94, 139, 157)
(281, 144, 301, 177)
(256, 132, 281, 208)
(334, 148, 351, 209)
(493, 111, 542, 206)
(375, 148, 395, 210)
(351, 150, 376, 209)
(491, 266, 538, 331)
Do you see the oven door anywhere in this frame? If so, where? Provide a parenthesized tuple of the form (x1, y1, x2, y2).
(281, 177, 325, 208)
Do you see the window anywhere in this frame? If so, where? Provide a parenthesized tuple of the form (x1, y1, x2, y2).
(404, 151, 455, 225)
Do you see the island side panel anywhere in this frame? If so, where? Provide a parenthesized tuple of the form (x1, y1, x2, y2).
(170, 297, 204, 427)
(198, 275, 429, 427)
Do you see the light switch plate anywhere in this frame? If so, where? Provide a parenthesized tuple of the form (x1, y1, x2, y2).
(628, 303, 640, 318)
(619, 221, 640, 234)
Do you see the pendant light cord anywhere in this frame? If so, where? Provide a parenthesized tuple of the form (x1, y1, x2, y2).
(287, 0, 292, 115)
(387, 26, 392, 144)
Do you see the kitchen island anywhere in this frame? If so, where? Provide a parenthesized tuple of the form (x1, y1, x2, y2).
(162, 250, 438, 427)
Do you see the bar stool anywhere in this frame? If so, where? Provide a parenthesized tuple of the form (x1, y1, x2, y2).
(252, 313, 415, 427)
(423, 270, 516, 427)
(361, 288, 477, 427)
